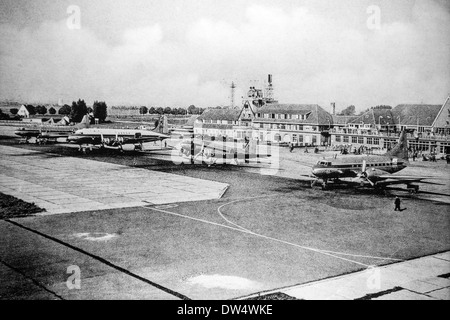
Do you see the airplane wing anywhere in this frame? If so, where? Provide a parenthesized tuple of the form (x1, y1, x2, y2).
(122, 135, 168, 144)
(375, 176, 445, 186)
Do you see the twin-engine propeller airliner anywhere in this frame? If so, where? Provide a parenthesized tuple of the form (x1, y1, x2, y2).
(309, 131, 436, 193)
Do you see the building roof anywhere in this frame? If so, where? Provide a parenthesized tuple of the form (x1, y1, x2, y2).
(197, 108, 241, 122)
(332, 115, 359, 125)
(350, 108, 395, 126)
(391, 104, 442, 126)
(255, 104, 333, 125)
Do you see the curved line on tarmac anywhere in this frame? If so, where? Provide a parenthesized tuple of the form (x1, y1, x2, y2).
(217, 196, 403, 264)
(216, 195, 271, 233)
(148, 205, 370, 267)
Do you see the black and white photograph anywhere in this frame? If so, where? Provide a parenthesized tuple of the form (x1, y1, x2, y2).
(0, 0, 449, 305)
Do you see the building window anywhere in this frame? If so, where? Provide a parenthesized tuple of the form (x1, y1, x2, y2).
(367, 137, 373, 145)
(271, 114, 275, 119)
(274, 133, 281, 142)
(352, 136, 357, 143)
(358, 137, 364, 144)
(343, 136, 349, 143)
(293, 134, 298, 143)
(298, 125, 303, 131)
(259, 123, 264, 129)
(298, 135, 303, 143)
(335, 136, 341, 142)
(373, 138, 379, 145)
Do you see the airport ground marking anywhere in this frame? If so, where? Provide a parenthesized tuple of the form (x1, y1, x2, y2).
(217, 196, 404, 264)
(5, 219, 190, 300)
(146, 205, 371, 267)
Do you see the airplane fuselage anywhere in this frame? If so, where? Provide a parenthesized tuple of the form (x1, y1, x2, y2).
(312, 155, 408, 180)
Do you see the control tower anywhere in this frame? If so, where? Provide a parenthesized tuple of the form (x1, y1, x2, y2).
(245, 74, 278, 109)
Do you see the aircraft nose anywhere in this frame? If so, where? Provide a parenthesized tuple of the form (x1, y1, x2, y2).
(312, 167, 321, 177)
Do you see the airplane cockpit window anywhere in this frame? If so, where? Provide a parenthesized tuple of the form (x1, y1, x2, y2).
(317, 161, 332, 166)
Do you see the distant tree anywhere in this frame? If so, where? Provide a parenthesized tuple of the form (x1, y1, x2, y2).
(198, 108, 205, 115)
(148, 107, 156, 114)
(48, 107, 56, 115)
(36, 105, 47, 115)
(70, 99, 88, 122)
(26, 105, 36, 115)
(139, 106, 148, 114)
(188, 105, 196, 114)
(10, 108, 19, 115)
(373, 105, 392, 109)
(156, 107, 164, 114)
(93, 101, 108, 123)
(58, 104, 71, 115)
(339, 105, 356, 116)
(164, 107, 172, 114)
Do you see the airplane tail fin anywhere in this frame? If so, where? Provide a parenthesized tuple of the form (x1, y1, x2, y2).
(154, 115, 169, 134)
(384, 130, 409, 161)
(74, 114, 91, 129)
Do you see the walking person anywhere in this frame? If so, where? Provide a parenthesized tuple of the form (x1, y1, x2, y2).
(289, 142, 294, 153)
(394, 196, 401, 211)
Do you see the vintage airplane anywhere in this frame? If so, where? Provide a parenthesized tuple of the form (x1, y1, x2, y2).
(66, 115, 169, 153)
(14, 115, 90, 144)
(176, 138, 271, 166)
(309, 130, 436, 193)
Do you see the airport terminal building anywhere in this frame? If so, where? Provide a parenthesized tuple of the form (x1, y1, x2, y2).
(194, 98, 449, 154)
(194, 76, 449, 154)
(330, 96, 450, 154)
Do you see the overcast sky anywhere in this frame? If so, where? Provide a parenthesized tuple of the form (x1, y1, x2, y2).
(0, 0, 449, 112)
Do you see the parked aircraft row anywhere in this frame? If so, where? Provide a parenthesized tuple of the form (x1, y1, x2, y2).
(14, 115, 170, 153)
(12, 119, 440, 193)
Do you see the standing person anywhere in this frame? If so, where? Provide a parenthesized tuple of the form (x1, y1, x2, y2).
(394, 196, 401, 211)
(289, 142, 294, 153)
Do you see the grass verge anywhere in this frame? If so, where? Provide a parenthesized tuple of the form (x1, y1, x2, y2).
(0, 192, 45, 219)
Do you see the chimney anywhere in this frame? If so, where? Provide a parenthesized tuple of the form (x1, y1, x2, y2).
(331, 102, 336, 115)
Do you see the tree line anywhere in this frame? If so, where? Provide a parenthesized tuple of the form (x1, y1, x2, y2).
(6, 101, 206, 122)
(8, 100, 108, 123)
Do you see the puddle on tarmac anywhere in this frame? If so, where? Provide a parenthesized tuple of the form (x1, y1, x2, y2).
(186, 274, 261, 290)
(72, 232, 117, 241)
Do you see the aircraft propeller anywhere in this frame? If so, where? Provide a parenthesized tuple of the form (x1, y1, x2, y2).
(358, 160, 375, 186)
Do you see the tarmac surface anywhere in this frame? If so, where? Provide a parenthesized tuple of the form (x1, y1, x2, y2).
(0, 128, 449, 300)
(247, 251, 450, 300)
(0, 145, 228, 215)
